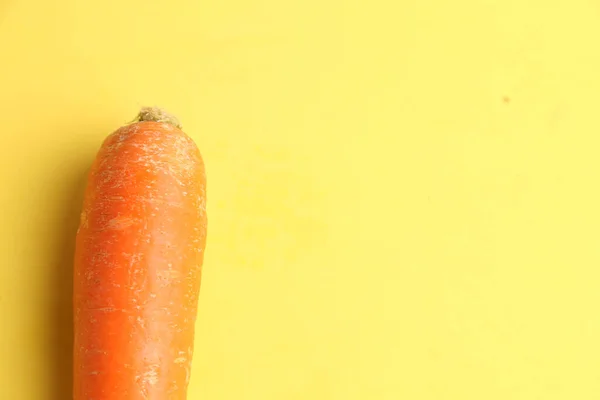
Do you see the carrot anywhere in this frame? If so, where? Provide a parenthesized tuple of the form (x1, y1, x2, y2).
(73, 107, 207, 399)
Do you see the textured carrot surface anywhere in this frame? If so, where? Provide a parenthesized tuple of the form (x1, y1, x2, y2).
(73, 108, 207, 399)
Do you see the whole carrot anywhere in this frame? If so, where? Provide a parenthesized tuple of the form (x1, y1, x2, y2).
(73, 107, 207, 399)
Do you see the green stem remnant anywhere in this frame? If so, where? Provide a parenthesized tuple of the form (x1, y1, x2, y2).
(136, 107, 182, 129)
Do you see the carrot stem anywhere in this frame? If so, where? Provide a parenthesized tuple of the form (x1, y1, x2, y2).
(135, 107, 182, 129)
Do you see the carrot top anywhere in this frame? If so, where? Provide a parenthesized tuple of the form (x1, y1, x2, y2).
(135, 107, 182, 129)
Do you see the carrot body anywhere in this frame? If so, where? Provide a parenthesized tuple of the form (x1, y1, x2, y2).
(73, 108, 207, 399)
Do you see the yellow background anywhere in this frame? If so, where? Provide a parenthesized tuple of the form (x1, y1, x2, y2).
(1, 0, 600, 398)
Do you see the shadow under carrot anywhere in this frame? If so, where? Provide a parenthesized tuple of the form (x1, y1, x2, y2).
(47, 162, 89, 400)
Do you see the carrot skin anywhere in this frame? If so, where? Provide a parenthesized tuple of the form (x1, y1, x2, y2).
(73, 112, 207, 400)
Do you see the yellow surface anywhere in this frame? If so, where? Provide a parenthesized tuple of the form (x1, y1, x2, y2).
(2, 0, 600, 399)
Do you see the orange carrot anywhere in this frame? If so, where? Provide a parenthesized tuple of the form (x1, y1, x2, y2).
(73, 107, 207, 399)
